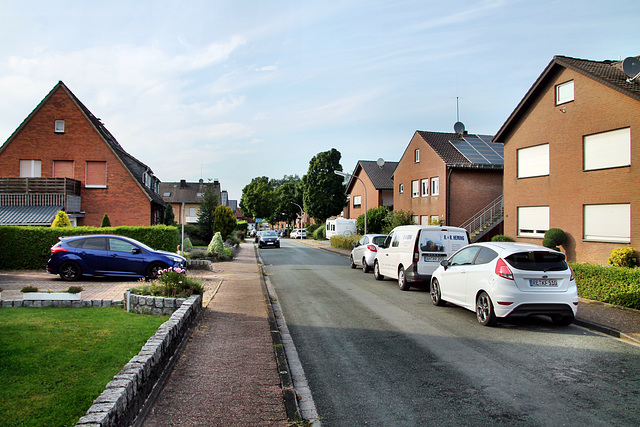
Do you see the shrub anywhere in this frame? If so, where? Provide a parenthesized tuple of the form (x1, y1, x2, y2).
(212, 205, 237, 240)
(101, 213, 111, 227)
(608, 247, 638, 268)
(130, 266, 204, 298)
(491, 235, 515, 242)
(187, 249, 207, 259)
(357, 206, 390, 234)
(571, 263, 640, 309)
(382, 209, 414, 234)
(226, 231, 242, 248)
(207, 232, 233, 260)
(51, 211, 72, 228)
(306, 223, 320, 234)
(183, 237, 194, 252)
(66, 286, 83, 294)
(331, 234, 360, 250)
(313, 226, 326, 240)
(543, 228, 567, 251)
(21, 286, 38, 293)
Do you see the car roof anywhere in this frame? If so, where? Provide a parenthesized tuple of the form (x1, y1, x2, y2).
(468, 241, 561, 256)
(391, 225, 467, 232)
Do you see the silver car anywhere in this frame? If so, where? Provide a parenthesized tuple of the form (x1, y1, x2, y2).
(350, 234, 387, 273)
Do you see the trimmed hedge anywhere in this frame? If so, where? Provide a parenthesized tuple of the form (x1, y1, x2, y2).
(0, 225, 179, 270)
(571, 263, 640, 310)
(331, 234, 360, 250)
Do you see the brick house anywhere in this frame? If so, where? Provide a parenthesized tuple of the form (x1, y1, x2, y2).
(159, 179, 221, 224)
(0, 81, 165, 227)
(393, 128, 504, 240)
(494, 55, 640, 264)
(342, 160, 398, 219)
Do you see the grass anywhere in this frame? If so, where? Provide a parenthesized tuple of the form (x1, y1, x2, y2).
(0, 307, 170, 426)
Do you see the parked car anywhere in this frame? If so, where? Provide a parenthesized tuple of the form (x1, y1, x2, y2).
(46, 235, 187, 281)
(290, 229, 307, 239)
(430, 242, 578, 326)
(258, 230, 280, 248)
(254, 230, 263, 243)
(373, 225, 469, 290)
(350, 234, 387, 273)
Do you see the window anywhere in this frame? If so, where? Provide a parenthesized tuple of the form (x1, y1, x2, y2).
(399, 183, 404, 194)
(556, 80, 574, 105)
(20, 160, 41, 177)
(430, 177, 439, 196)
(421, 179, 429, 197)
(85, 161, 107, 188)
(430, 215, 440, 225)
(353, 195, 362, 208)
(55, 120, 65, 133)
(584, 204, 630, 243)
(163, 192, 171, 197)
(420, 215, 429, 225)
(415, 149, 420, 163)
(189, 207, 197, 217)
(475, 248, 498, 265)
(81, 237, 107, 251)
(517, 144, 549, 178)
(517, 206, 549, 238)
(584, 128, 631, 171)
(411, 180, 419, 198)
(412, 215, 419, 225)
(450, 246, 481, 266)
(109, 238, 136, 253)
(53, 160, 74, 178)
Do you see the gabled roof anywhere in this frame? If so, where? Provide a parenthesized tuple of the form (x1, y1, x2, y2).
(494, 55, 640, 142)
(345, 160, 398, 194)
(415, 131, 503, 170)
(159, 180, 219, 204)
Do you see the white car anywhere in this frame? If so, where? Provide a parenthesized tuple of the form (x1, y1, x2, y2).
(290, 228, 307, 239)
(430, 242, 578, 326)
(350, 234, 387, 273)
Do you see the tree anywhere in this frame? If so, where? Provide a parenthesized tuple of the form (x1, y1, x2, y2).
(382, 209, 415, 234)
(163, 203, 176, 226)
(357, 206, 390, 234)
(101, 213, 111, 227)
(197, 180, 220, 242)
(270, 178, 302, 227)
(301, 148, 347, 223)
(51, 210, 72, 228)
(240, 176, 275, 220)
(212, 205, 237, 240)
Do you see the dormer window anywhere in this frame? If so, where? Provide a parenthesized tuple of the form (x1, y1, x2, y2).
(555, 80, 574, 105)
(55, 120, 65, 133)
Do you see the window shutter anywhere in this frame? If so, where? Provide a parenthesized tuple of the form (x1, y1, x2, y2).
(53, 161, 74, 178)
(86, 161, 107, 187)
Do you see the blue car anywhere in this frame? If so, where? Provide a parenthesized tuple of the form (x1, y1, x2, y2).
(47, 234, 186, 281)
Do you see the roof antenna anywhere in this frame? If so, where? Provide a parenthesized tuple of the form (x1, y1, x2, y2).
(453, 96, 465, 135)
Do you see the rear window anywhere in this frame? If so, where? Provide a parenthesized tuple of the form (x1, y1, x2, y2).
(372, 236, 386, 246)
(505, 251, 568, 271)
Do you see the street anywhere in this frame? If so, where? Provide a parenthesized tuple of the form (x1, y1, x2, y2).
(261, 240, 640, 426)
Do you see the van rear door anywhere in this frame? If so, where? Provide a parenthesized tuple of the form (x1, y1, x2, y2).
(416, 228, 468, 277)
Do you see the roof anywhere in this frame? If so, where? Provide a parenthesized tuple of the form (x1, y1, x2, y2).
(159, 180, 215, 204)
(346, 160, 398, 193)
(494, 55, 640, 142)
(0, 205, 62, 226)
(415, 131, 503, 170)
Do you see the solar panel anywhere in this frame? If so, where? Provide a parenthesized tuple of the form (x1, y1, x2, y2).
(450, 135, 504, 165)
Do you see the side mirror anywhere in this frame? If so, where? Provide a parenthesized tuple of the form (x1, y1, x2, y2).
(131, 247, 141, 254)
(440, 259, 449, 270)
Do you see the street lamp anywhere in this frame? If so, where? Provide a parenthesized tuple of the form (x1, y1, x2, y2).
(291, 202, 303, 231)
(334, 170, 367, 235)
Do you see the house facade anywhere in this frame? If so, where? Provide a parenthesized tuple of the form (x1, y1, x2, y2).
(159, 179, 221, 224)
(393, 129, 504, 239)
(0, 81, 165, 227)
(495, 55, 640, 264)
(342, 160, 398, 220)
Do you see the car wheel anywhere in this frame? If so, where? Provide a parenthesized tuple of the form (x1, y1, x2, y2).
(362, 258, 371, 273)
(59, 261, 82, 281)
(146, 262, 166, 281)
(398, 266, 411, 291)
(349, 255, 357, 269)
(373, 260, 384, 281)
(476, 291, 497, 326)
(552, 314, 574, 326)
(430, 278, 445, 306)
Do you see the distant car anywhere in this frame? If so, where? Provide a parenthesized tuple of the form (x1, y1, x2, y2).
(430, 242, 578, 326)
(254, 230, 263, 243)
(258, 230, 280, 248)
(290, 229, 307, 239)
(350, 234, 387, 273)
(46, 235, 186, 281)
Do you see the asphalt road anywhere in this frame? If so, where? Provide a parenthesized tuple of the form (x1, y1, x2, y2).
(261, 240, 640, 426)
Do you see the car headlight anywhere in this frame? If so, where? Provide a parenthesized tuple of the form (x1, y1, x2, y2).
(169, 256, 183, 263)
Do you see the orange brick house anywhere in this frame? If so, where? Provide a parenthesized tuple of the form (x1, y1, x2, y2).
(342, 160, 398, 219)
(393, 128, 504, 240)
(494, 55, 640, 264)
(0, 81, 165, 227)
(159, 179, 221, 225)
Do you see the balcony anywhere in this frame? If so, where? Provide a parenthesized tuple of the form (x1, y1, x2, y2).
(0, 177, 82, 213)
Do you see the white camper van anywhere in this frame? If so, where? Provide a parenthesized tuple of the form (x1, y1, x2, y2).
(325, 217, 357, 238)
(373, 225, 469, 290)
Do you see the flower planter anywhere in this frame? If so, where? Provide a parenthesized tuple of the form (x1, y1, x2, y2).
(23, 292, 81, 300)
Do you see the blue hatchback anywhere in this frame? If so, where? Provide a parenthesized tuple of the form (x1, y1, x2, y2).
(47, 234, 186, 281)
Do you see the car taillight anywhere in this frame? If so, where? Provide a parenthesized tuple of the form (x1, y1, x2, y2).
(51, 246, 68, 254)
(367, 244, 377, 252)
(569, 265, 575, 281)
(495, 258, 513, 280)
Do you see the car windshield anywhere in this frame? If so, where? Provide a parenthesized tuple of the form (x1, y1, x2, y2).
(505, 251, 568, 271)
(263, 231, 277, 236)
(372, 236, 387, 245)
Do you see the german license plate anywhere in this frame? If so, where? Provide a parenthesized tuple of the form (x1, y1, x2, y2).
(424, 256, 441, 262)
(529, 279, 558, 287)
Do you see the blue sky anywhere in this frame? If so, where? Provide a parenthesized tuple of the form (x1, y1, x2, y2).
(0, 0, 638, 201)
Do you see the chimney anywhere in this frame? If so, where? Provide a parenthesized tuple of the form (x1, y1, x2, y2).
(180, 179, 187, 188)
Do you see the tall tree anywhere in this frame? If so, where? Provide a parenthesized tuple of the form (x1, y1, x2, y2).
(197, 180, 220, 242)
(240, 176, 275, 220)
(163, 203, 176, 226)
(212, 205, 237, 240)
(301, 148, 347, 223)
(270, 177, 302, 227)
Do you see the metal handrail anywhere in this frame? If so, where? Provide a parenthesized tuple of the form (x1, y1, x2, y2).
(459, 195, 504, 235)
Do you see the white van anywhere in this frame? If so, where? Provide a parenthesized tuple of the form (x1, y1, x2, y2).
(373, 225, 469, 290)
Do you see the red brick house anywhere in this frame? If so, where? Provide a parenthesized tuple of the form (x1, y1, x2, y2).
(0, 81, 165, 227)
(494, 55, 640, 264)
(342, 160, 398, 219)
(393, 128, 504, 240)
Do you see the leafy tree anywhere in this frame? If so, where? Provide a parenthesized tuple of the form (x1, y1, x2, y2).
(381, 209, 415, 234)
(301, 148, 347, 223)
(197, 180, 220, 242)
(357, 206, 390, 234)
(271, 179, 303, 227)
(239, 176, 275, 220)
(51, 210, 72, 228)
(163, 203, 176, 226)
(212, 205, 237, 240)
(101, 213, 111, 227)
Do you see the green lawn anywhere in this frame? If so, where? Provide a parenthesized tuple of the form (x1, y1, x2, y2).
(0, 307, 169, 426)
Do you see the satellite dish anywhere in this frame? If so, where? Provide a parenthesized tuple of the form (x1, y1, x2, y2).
(622, 57, 640, 82)
(454, 121, 465, 135)
(377, 158, 385, 168)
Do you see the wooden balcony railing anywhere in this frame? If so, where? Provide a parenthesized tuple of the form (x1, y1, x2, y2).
(0, 177, 82, 213)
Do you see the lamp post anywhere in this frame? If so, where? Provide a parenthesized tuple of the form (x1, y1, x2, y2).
(291, 202, 303, 231)
(334, 170, 366, 235)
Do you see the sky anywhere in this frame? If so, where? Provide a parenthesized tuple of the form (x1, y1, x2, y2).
(0, 0, 638, 202)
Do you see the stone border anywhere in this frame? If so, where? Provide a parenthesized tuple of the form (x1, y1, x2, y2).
(76, 294, 203, 426)
(1, 299, 122, 308)
(126, 294, 186, 316)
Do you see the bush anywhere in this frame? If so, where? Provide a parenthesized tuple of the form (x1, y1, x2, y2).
(226, 231, 242, 248)
(313, 226, 326, 240)
(187, 249, 208, 259)
(331, 234, 360, 250)
(491, 235, 515, 242)
(101, 213, 111, 227)
(21, 286, 38, 293)
(130, 266, 204, 298)
(182, 237, 194, 252)
(382, 210, 414, 234)
(66, 286, 83, 294)
(543, 228, 567, 251)
(306, 223, 320, 234)
(608, 247, 638, 268)
(357, 206, 390, 234)
(571, 263, 640, 309)
(207, 232, 234, 260)
(51, 211, 72, 228)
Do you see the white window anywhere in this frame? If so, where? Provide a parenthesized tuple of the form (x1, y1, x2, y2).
(399, 183, 404, 194)
(556, 80, 574, 105)
(421, 179, 429, 197)
(189, 207, 196, 217)
(353, 195, 362, 208)
(517, 144, 549, 178)
(584, 204, 630, 243)
(517, 206, 549, 238)
(411, 180, 419, 198)
(420, 215, 429, 225)
(412, 215, 419, 225)
(415, 149, 420, 163)
(430, 177, 439, 196)
(584, 128, 631, 171)
(55, 120, 65, 133)
(20, 160, 41, 177)
(430, 215, 440, 225)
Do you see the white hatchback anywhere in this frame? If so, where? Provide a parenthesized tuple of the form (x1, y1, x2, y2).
(430, 242, 578, 326)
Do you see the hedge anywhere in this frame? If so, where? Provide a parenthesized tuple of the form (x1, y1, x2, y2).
(330, 234, 360, 250)
(0, 225, 179, 270)
(571, 263, 640, 310)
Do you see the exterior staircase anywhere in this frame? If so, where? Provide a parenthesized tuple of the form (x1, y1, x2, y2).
(459, 195, 504, 242)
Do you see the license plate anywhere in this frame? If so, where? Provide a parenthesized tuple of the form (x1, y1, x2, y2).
(424, 256, 442, 262)
(529, 279, 558, 287)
